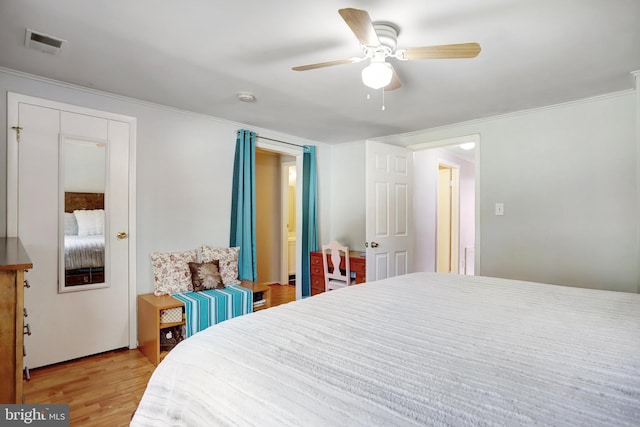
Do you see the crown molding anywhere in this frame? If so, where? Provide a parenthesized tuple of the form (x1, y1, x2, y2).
(0, 66, 323, 147)
(371, 88, 636, 145)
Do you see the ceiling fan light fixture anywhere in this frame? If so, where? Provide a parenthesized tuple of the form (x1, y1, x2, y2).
(361, 61, 393, 89)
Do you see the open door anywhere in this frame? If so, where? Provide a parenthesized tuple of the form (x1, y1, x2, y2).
(365, 141, 413, 281)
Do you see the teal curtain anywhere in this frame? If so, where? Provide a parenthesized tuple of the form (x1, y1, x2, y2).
(230, 130, 257, 282)
(301, 145, 319, 297)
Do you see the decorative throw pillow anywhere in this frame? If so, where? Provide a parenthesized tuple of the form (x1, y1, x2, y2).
(150, 249, 198, 296)
(188, 260, 224, 291)
(200, 246, 240, 285)
(64, 212, 78, 235)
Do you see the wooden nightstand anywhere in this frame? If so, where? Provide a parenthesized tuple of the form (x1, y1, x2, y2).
(137, 294, 185, 366)
(238, 281, 271, 311)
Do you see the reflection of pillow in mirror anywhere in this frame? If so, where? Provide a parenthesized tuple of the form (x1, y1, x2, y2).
(74, 209, 103, 237)
(95, 209, 104, 235)
(64, 212, 78, 235)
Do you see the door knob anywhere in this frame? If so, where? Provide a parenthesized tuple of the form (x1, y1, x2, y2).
(370, 241, 379, 248)
(117, 231, 128, 240)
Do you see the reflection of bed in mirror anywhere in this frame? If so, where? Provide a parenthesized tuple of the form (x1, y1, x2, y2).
(64, 192, 105, 286)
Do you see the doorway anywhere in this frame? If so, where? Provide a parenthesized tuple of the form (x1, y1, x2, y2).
(410, 135, 478, 275)
(7, 92, 136, 368)
(254, 144, 301, 299)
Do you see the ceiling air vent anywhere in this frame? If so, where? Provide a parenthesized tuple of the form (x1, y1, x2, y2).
(25, 29, 66, 55)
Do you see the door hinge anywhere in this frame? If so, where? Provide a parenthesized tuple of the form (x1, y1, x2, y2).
(11, 126, 23, 142)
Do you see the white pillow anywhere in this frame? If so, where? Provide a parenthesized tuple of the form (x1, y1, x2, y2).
(64, 212, 78, 235)
(74, 209, 104, 237)
(95, 209, 105, 235)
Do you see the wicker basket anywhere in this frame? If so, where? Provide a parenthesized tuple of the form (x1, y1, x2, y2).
(160, 307, 183, 323)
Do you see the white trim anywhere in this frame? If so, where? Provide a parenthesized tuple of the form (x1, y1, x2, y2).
(0, 67, 322, 148)
(295, 154, 303, 301)
(255, 140, 303, 300)
(6, 94, 19, 237)
(634, 71, 640, 293)
(631, 70, 640, 89)
(256, 140, 303, 156)
(281, 160, 296, 287)
(372, 90, 634, 146)
(128, 119, 138, 347)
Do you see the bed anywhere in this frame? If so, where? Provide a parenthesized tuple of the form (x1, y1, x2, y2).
(131, 272, 640, 426)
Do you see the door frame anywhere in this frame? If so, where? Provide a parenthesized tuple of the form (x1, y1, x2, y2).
(409, 134, 481, 274)
(6, 92, 138, 349)
(255, 140, 303, 300)
(280, 160, 296, 287)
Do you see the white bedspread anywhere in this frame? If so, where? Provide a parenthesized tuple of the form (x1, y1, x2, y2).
(131, 273, 640, 426)
(64, 234, 104, 270)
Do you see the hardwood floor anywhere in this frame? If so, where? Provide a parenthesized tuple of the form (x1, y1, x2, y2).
(268, 283, 296, 307)
(24, 348, 155, 427)
(23, 285, 296, 426)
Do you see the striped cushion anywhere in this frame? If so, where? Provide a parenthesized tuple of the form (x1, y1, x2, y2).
(172, 285, 252, 337)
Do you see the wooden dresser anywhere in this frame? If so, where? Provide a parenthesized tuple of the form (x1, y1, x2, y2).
(310, 250, 366, 295)
(0, 237, 33, 403)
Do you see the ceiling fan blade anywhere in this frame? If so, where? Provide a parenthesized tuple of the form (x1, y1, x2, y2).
(292, 58, 360, 71)
(385, 65, 402, 91)
(400, 42, 481, 60)
(338, 8, 380, 47)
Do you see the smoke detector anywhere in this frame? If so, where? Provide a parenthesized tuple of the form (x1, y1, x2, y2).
(237, 92, 256, 103)
(25, 29, 66, 55)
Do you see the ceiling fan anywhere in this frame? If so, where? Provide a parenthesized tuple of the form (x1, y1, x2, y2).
(292, 8, 481, 91)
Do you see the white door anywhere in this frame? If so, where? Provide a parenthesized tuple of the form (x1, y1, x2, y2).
(7, 93, 136, 368)
(365, 141, 413, 281)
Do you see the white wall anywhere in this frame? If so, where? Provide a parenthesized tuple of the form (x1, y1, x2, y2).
(413, 147, 475, 273)
(0, 69, 330, 295)
(328, 140, 366, 251)
(380, 91, 639, 293)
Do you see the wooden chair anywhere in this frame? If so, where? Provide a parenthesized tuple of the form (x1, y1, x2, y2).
(321, 240, 354, 291)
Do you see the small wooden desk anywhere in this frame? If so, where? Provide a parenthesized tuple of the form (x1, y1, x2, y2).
(310, 250, 366, 296)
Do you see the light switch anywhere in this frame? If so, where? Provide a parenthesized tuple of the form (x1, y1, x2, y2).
(495, 203, 504, 216)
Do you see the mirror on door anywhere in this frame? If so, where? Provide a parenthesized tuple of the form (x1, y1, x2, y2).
(59, 137, 108, 292)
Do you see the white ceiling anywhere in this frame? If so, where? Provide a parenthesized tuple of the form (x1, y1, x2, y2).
(1, 0, 639, 144)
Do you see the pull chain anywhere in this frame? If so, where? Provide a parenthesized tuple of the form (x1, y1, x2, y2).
(381, 87, 385, 111)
